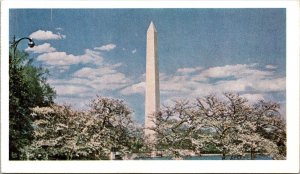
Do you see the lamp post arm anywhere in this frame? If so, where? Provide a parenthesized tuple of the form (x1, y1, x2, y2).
(11, 36, 35, 59)
(12, 37, 34, 54)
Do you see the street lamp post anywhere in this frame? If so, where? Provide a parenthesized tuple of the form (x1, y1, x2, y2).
(11, 35, 35, 59)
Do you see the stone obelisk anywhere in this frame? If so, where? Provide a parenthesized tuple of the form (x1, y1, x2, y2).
(145, 21, 160, 144)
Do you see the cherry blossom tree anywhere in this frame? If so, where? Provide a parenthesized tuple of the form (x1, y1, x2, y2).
(151, 99, 213, 159)
(22, 93, 285, 160)
(152, 100, 197, 158)
(23, 97, 140, 160)
(152, 93, 286, 160)
(22, 105, 83, 160)
(87, 97, 140, 158)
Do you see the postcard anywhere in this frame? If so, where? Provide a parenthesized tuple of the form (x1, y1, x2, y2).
(1, 0, 299, 173)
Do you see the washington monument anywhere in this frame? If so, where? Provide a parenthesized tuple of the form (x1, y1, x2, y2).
(144, 21, 160, 143)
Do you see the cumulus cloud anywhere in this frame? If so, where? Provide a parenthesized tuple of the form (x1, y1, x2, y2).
(177, 67, 202, 74)
(241, 93, 265, 103)
(73, 64, 122, 78)
(160, 75, 195, 94)
(54, 84, 92, 97)
(120, 82, 145, 95)
(37, 39, 133, 104)
(265, 64, 277, 69)
(49, 78, 90, 88)
(213, 79, 249, 92)
(54, 96, 91, 110)
(53, 74, 130, 92)
(253, 77, 285, 92)
(25, 43, 56, 53)
(155, 64, 285, 113)
(94, 73, 129, 85)
(85, 72, 129, 90)
(192, 64, 272, 82)
(50, 61, 131, 99)
(55, 27, 63, 31)
(37, 41, 133, 110)
(29, 30, 66, 40)
(132, 49, 137, 54)
(36, 49, 103, 66)
(123, 64, 285, 104)
(94, 44, 116, 51)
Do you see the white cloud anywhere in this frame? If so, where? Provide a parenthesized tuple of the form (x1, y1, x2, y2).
(241, 93, 265, 103)
(214, 79, 249, 92)
(74, 67, 107, 78)
(29, 30, 66, 40)
(196, 64, 269, 80)
(210, 74, 285, 94)
(50, 72, 131, 102)
(54, 84, 92, 97)
(98, 73, 128, 84)
(54, 96, 91, 110)
(55, 27, 63, 31)
(122, 64, 285, 106)
(50, 60, 131, 96)
(120, 82, 145, 95)
(38, 43, 133, 110)
(253, 77, 285, 92)
(121, 64, 285, 100)
(25, 43, 56, 53)
(73, 65, 122, 78)
(190, 64, 274, 83)
(132, 49, 137, 54)
(90, 64, 285, 98)
(196, 64, 285, 93)
(88, 72, 130, 90)
(160, 75, 194, 94)
(177, 67, 202, 74)
(46, 65, 70, 73)
(37, 49, 103, 66)
(94, 44, 116, 51)
(49, 78, 90, 88)
(265, 64, 277, 69)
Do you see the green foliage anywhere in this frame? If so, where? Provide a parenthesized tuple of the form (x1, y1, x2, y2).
(9, 48, 56, 160)
(201, 143, 221, 154)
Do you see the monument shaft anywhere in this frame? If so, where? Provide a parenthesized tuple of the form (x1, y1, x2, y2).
(145, 22, 160, 142)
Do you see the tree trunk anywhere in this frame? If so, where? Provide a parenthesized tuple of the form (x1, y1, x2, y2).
(222, 148, 226, 160)
(250, 148, 254, 160)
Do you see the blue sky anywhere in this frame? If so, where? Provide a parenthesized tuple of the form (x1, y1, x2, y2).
(10, 9, 286, 123)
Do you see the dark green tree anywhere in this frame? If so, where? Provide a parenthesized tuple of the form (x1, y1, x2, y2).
(9, 48, 56, 160)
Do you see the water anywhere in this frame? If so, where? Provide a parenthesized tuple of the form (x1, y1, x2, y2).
(134, 154, 272, 160)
